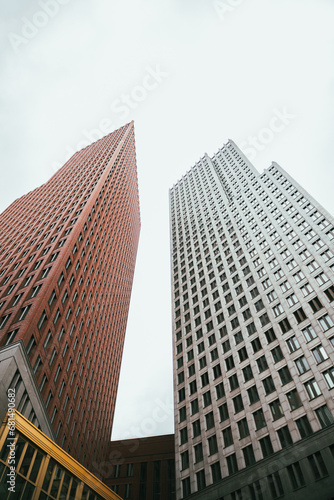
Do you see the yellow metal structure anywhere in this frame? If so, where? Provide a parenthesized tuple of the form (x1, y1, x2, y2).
(0, 411, 122, 500)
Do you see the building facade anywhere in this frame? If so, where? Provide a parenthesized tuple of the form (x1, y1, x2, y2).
(0, 121, 140, 472)
(104, 434, 175, 500)
(0, 341, 55, 440)
(169, 141, 334, 499)
(0, 410, 122, 500)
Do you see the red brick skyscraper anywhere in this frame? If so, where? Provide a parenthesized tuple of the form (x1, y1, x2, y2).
(0, 121, 140, 471)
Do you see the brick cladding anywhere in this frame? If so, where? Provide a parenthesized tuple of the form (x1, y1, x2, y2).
(0, 121, 140, 472)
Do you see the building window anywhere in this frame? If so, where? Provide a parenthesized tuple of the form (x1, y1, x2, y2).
(318, 314, 334, 332)
(279, 317, 291, 334)
(296, 415, 313, 438)
(210, 462, 222, 483)
(267, 472, 284, 499)
(242, 364, 253, 383)
(233, 394, 244, 414)
(178, 371, 184, 385)
(304, 379, 321, 399)
(33, 355, 41, 374)
(226, 453, 238, 475)
(259, 312, 270, 327)
(225, 355, 235, 371)
(178, 388, 185, 403)
(222, 339, 231, 354)
(45, 390, 52, 409)
(295, 356, 310, 375)
(215, 382, 225, 399)
(189, 380, 197, 395)
(181, 451, 189, 470)
(194, 442, 203, 463)
(287, 462, 306, 489)
(271, 345, 284, 363)
(278, 365, 292, 385)
(182, 478, 191, 497)
(312, 345, 328, 364)
(18, 305, 31, 321)
(180, 427, 188, 445)
(323, 367, 334, 389)
(256, 355, 268, 373)
(196, 469, 206, 491)
(191, 399, 199, 415)
(192, 419, 201, 437)
(300, 283, 313, 296)
(286, 335, 300, 353)
(286, 389, 302, 410)
(293, 307, 307, 324)
(208, 435, 218, 455)
(188, 364, 195, 377)
(315, 405, 334, 428)
(179, 406, 186, 423)
(280, 280, 291, 293)
(273, 303, 284, 317)
(114, 464, 121, 478)
(270, 399, 284, 421)
(316, 273, 329, 286)
(308, 296, 323, 313)
(307, 451, 328, 480)
(322, 284, 334, 303)
(237, 418, 250, 439)
(259, 435, 274, 457)
(253, 408, 266, 430)
(205, 411, 214, 430)
(49, 347, 56, 367)
(261, 374, 275, 394)
(222, 426, 233, 447)
(203, 391, 212, 407)
(286, 293, 298, 307)
(215, 400, 228, 423)
(277, 425, 293, 448)
(302, 324, 317, 342)
(247, 385, 259, 405)
(238, 347, 248, 362)
(255, 299, 265, 312)
(242, 444, 256, 467)
(264, 327, 276, 344)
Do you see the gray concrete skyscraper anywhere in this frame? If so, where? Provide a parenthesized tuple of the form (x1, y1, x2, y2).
(169, 141, 334, 499)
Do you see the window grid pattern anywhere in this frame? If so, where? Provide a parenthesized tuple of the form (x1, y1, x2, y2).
(170, 141, 334, 499)
(0, 122, 141, 471)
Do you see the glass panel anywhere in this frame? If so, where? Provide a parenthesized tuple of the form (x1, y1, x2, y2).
(0, 462, 6, 483)
(82, 485, 90, 500)
(29, 451, 44, 483)
(7, 474, 25, 499)
(0, 437, 9, 463)
(50, 466, 64, 498)
(42, 458, 56, 493)
(0, 463, 9, 500)
(13, 436, 26, 469)
(82, 485, 96, 500)
(21, 481, 36, 500)
(18, 444, 35, 477)
(59, 472, 71, 500)
(69, 478, 78, 499)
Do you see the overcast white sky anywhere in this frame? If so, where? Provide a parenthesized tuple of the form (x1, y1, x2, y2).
(1, 0, 334, 440)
